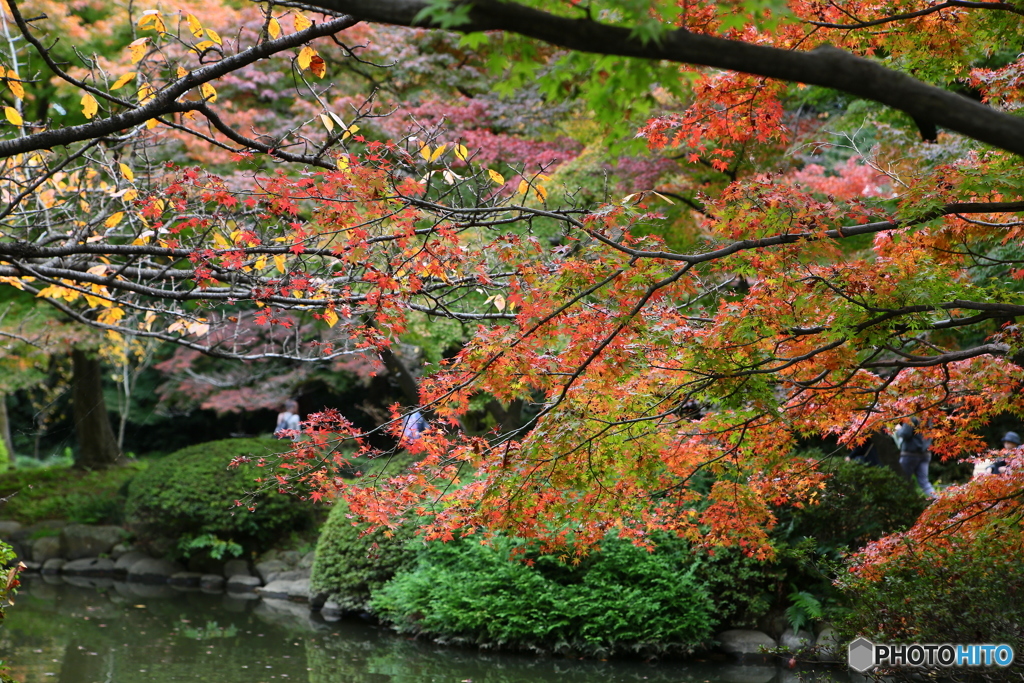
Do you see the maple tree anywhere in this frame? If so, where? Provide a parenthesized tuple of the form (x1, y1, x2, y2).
(0, 0, 1019, 566)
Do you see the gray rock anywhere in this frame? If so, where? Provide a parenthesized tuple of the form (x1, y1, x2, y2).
(41, 558, 65, 575)
(168, 572, 203, 587)
(815, 625, 842, 662)
(256, 579, 296, 600)
(60, 524, 125, 560)
(780, 628, 814, 652)
(0, 520, 22, 540)
(110, 543, 134, 560)
(223, 559, 251, 578)
(254, 559, 289, 583)
(127, 558, 184, 584)
(257, 578, 310, 602)
(200, 574, 225, 591)
(25, 520, 67, 535)
(226, 575, 261, 592)
(298, 550, 316, 570)
(717, 629, 777, 659)
(31, 536, 62, 563)
(265, 568, 310, 583)
(114, 551, 151, 573)
(320, 599, 342, 621)
(62, 557, 117, 577)
(279, 550, 302, 567)
(41, 573, 63, 585)
(256, 549, 280, 563)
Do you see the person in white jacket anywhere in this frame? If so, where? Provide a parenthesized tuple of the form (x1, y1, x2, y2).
(973, 431, 1021, 478)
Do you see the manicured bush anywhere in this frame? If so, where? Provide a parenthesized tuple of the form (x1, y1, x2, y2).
(125, 438, 312, 557)
(371, 534, 718, 656)
(310, 498, 419, 612)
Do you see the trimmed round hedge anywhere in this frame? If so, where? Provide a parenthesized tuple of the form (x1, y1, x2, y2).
(310, 498, 418, 613)
(125, 438, 313, 557)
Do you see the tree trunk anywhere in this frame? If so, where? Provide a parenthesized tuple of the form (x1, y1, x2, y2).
(71, 348, 122, 469)
(0, 394, 12, 468)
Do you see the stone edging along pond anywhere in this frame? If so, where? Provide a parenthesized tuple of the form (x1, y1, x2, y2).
(0, 520, 846, 665)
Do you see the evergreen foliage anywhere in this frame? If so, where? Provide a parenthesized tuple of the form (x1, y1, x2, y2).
(310, 498, 419, 613)
(125, 438, 312, 556)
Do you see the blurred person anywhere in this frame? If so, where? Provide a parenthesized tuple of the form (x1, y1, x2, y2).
(275, 399, 301, 440)
(897, 417, 936, 498)
(973, 430, 1021, 478)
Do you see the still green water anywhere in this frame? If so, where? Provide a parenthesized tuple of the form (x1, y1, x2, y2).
(0, 577, 852, 683)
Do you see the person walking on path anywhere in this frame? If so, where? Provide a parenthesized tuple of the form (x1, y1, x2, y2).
(897, 417, 936, 498)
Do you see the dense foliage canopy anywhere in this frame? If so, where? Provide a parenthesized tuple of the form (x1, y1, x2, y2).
(0, 0, 1020, 568)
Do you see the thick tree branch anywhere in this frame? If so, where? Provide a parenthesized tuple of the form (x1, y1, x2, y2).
(290, 0, 1024, 157)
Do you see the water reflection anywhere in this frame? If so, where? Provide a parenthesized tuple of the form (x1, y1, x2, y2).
(0, 577, 852, 683)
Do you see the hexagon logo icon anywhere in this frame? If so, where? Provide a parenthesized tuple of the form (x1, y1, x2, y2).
(848, 637, 876, 672)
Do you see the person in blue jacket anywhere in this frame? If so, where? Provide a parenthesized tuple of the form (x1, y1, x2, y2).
(897, 417, 936, 498)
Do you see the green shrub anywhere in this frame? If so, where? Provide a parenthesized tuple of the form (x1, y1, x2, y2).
(836, 522, 1024, 680)
(310, 498, 419, 612)
(0, 463, 144, 524)
(124, 438, 312, 557)
(776, 458, 926, 556)
(371, 534, 718, 656)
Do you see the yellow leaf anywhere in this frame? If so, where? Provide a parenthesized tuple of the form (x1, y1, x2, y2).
(138, 83, 155, 104)
(120, 163, 134, 183)
(176, 66, 188, 79)
(7, 73, 23, 100)
(4, 107, 21, 126)
(430, 144, 447, 162)
(323, 309, 339, 328)
(138, 10, 165, 33)
(274, 254, 287, 273)
(294, 13, 312, 31)
(454, 144, 469, 161)
(535, 184, 548, 202)
(146, 118, 158, 129)
(268, 17, 282, 39)
(111, 72, 136, 91)
(206, 28, 222, 45)
(336, 156, 349, 170)
(420, 145, 432, 161)
(651, 191, 676, 205)
(104, 212, 124, 228)
(213, 233, 229, 249)
(194, 40, 216, 52)
(185, 13, 203, 37)
(320, 113, 334, 132)
(492, 294, 506, 311)
(200, 83, 217, 102)
(123, 189, 138, 202)
(128, 38, 148, 64)
(487, 169, 505, 185)
(255, 255, 267, 270)
(341, 124, 359, 140)
(517, 179, 529, 195)
(298, 45, 316, 70)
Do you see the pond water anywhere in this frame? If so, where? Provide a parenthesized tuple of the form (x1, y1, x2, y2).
(0, 577, 854, 683)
